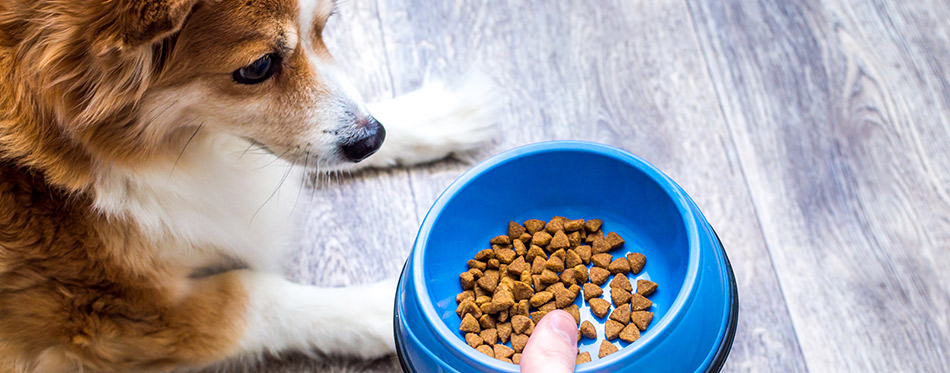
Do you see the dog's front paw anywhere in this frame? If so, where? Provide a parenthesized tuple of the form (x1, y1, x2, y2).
(365, 72, 499, 168)
(350, 278, 399, 359)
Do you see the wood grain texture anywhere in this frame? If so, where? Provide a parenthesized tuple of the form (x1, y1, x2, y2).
(687, 0, 950, 371)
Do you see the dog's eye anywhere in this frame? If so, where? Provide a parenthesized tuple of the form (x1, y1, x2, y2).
(233, 54, 281, 84)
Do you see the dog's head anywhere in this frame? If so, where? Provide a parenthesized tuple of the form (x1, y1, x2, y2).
(7, 0, 384, 176)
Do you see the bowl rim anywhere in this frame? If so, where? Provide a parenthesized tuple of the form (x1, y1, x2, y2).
(410, 141, 702, 370)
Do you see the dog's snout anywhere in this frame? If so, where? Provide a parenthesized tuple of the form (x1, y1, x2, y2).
(340, 116, 385, 163)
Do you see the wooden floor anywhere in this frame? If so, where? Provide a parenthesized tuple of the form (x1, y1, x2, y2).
(268, 0, 950, 371)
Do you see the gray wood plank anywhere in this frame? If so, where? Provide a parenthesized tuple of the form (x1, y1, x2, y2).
(373, 0, 806, 371)
(687, 0, 950, 371)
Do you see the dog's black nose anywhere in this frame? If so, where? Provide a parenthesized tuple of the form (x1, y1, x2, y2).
(340, 116, 386, 163)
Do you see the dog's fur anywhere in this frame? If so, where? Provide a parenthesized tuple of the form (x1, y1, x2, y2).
(0, 0, 494, 371)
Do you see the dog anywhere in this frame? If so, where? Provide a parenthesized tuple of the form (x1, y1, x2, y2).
(0, 0, 495, 371)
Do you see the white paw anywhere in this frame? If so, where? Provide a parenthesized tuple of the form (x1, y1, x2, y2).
(353, 278, 399, 358)
(365, 72, 500, 168)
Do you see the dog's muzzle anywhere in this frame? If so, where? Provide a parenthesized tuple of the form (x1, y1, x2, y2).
(340, 116, 386, 162)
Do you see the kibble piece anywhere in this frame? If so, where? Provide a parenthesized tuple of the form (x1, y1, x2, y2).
(585, 219, 603, 232)
(560, 269, 577, 286)
(605, 232, 625, 249)
(519, 270, 532, 283)
(468, 259, 487, 271)
(478, 314, 496, 329)
(511, 334, 529, 353)
(508, 221, 526, 240)
(550, 249, 567, 262)
(519, 233, 532, 244)
(540, 269, 559, 284)
(627, 253, 646, 274)
(545, 282, 566, 294)
(474, 249, 494, 261)
(620, 323, 641, 342)
(539, 300, 557, 313)
(567, 231, 582, 247)
(495, 249, 516, 265)
(460, 314, 481, 333)
(469, 268, 484, 279)
(476, 345, 494, 357)
(512, 281, 534, 301)
(474, 285, 490, 298)
(498, 357, 513, 364)
(457, 299, 481, 319)
(576, 351, 592, 364)
(597, 341, 618, 359)
(609, 273, 633, 292)
(494, 344, 514, 359)
(529, 310, 547, 321)
(530, 257, 546, 275)
(608, 257, 631, 274)
(457, 290, 474, 304)
(498, 310, 510, 322)
(512, 353, 522, 364)
(637, 279, 658, 296)
(524, 219, 545, 234)
(507, 257, 529, 277)
(611, 287, 632, 306)
(586, 228, 603, 243)
(544, 219, 564, 234)
(511, 315, 532, 334)
(491, 235, 511, 246)
(480, 328, 498, 345)
(477, 271, 499, 292)
(529, 291, 553, 307)
(512, 299, 529, 316)
(497, 322, 512, 343)
(573, 265, 589, 283)
(568, 284, 581, 298)
(610, 303, 630, 324)
(460, 271, 476, 290)
(580, 320, 597, 338)
(591, 253, 613, 268)
(487, 258, 501, 269)
(590, 267, 611, 285)
(531, 275, 544, 291)
(631, 311, 654, 331)
(589, 298, 611, 318)
(554, 287, 576, 308)
(575, 245, 592, 264)
(631, 293, 652, 311)
(604, 320, 624, 340)
(582, 283, 603, 301)
(564, 249, 583, 268)
(564, 219, 585, 232)
(526, 245, 547, 263)
(512, 240, 527, 256)
(544, 256, 565, 273)
(549, 230, 570, 250)
(474, 295, 492, 306)
(565, 304, 580, 324)
(465, 332, 484, 348)
(591, 236, 610, 254)
(531, 231, 552, 247)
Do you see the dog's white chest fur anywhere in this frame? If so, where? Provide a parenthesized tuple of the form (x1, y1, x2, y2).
(92, 134, 301, 272)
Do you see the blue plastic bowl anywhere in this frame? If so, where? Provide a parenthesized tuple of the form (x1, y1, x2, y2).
(394, 141, 737, 372)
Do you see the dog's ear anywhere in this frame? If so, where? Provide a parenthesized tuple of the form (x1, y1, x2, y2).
(90, 0, 201, 56)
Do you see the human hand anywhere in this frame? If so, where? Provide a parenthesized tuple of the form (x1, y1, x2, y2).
(518, 310, 578, 373)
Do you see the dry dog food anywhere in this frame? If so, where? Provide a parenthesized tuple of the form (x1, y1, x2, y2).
(456, 217, 659, 365)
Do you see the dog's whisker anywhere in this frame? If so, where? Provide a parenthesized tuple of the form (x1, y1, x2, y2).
(169, 122, 204, 177)
(290, 149, 310, 218)
(249, 163, 293, 227)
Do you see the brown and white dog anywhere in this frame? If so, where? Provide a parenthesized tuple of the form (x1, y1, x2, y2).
(0, 0, 494, 371)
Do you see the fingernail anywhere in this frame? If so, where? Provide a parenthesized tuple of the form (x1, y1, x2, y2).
(547, 311, 578, 344)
